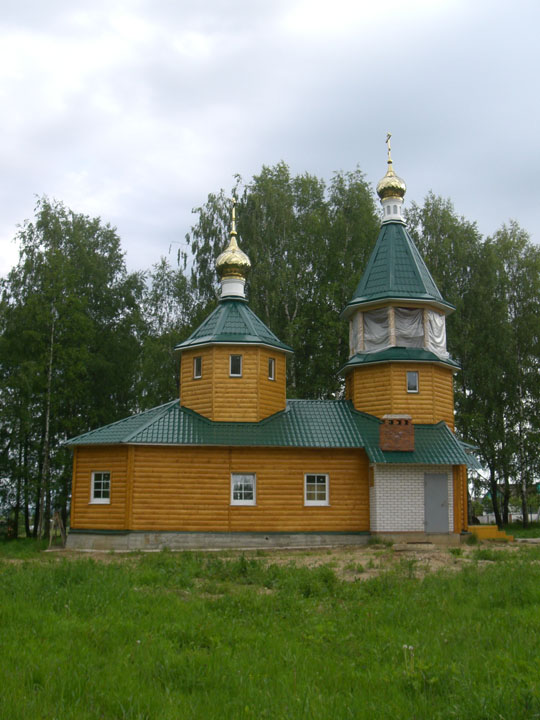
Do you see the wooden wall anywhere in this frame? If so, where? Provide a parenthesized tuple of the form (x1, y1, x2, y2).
(180, 346, 287, 422)
(71, 444, 370, 533)
(453, 464, 468, 533)
(179, 347, 214, 417)
(70, 446, 129, 530)
(348, 362, 455, 428)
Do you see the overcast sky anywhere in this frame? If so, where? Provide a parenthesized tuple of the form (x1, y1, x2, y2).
(1, 0, 538, 278)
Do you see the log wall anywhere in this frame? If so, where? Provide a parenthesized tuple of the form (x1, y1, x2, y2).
(180, 345, 287, 421)
(70, 446, 128, 530)
(70, 444, 370, 533)
(349, 362, 455, 428)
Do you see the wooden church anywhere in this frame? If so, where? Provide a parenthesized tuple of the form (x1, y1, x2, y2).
(66, 144, 477, 550)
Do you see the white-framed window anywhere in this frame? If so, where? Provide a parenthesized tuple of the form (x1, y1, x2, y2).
(231, 473, 256, 505)
(91, 471, 111, 504)
(304, 474, 329, 506)
(230, 354, 242, 377)
(193, 356, 202, 379)
(268, 357, 275, 381)
(407, 371, 419, 393)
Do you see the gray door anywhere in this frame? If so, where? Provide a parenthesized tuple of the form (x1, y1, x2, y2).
(424, 473, 449, 533)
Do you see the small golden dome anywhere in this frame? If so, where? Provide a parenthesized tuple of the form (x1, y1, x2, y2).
(216, 201, 251, 280)
(376, 132, 407, 200)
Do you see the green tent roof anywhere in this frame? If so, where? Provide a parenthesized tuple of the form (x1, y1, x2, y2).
(175, 297, 293, 353)
(342, 222, 455, 317)
(66, 399, 474, 467)
(340, 347, 461, 373)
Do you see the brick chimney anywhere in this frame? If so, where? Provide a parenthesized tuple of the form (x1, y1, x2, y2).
(379, 414, 414, 452)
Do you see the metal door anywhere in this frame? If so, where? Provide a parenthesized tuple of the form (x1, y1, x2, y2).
(424, 473, 449, 533)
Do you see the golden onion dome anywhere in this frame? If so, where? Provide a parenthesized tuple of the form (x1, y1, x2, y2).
(216, 202, 251, 280)
(376, 132, 407, 200)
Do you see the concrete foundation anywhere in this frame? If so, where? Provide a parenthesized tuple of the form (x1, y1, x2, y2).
(371, 531, 462, 546)
(66, 530, 371, 552)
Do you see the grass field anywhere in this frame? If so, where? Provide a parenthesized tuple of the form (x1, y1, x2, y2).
(504, 521, 540, 538)
(1, 541, 540, 719)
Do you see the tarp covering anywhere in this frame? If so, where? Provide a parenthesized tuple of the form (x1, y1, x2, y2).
(363, 308, 389, 352)
(356, 307, 449, 360)
(426, 310, 449, 358)
(394, 308, 424, 348)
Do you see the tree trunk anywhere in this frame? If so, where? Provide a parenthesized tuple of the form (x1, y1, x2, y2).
(13, 441, 22, 540)
(489, 466, 503, 529)
(502, 474, 510, 525)
(37, 306, 55, 539)
(23, 441, 31, 537)
(520, 472, 530, 529)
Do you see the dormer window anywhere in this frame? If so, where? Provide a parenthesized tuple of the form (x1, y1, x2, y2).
(193, 356, 202, 379)
(230, 354, 242, 377)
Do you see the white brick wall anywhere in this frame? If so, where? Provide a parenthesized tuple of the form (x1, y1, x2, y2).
(369, 464, 453, 532)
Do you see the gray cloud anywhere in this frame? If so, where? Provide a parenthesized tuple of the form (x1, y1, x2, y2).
(1, 0, 538, 278)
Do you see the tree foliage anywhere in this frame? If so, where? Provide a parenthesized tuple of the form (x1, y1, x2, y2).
(187, 162, 380, 397)
(0, 198, 144, 534)
(1, 164, 540, 535)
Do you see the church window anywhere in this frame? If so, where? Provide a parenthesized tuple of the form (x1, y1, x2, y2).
(193, 356, 202, 379)
(304, 474, 329, 506)
(91, 472, 110, 504)
(407, 371, 419, 393)
(268, 357, 275, 380)
(231, 473, 256, 505)
(230, 354, 242, 377)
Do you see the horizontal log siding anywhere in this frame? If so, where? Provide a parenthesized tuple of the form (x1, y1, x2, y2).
(350, 363, 454, 425)
(212, 346, 259, 421)
(433, 365, 455, 429)
(70, 446, 128, 530)
(180, 347, 214, 417)
(181, 346, 287, 422)
(257, 349, 287, 419)
(350, 365, 392, 418)
(130, 445, 369, 532)
(389, 363, 454, 426)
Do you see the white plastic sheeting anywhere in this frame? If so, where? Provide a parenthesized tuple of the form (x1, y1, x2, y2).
(394, 308, 424, 348)
(426, 310, 449, 358)
(363, 308, 390, 352)
(349, 313, 362, 356)
(352, 306, 449, 359)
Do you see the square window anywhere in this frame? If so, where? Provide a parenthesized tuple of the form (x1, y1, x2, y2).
(304, 474, 329, 506)
(230, 354, 242, 377)
(268, 357, 275, 381)
(231, 473, 256, 505)
(193, 356, 202, 379)
(407, 371, 419, 393)
(91, 472, 110, 504)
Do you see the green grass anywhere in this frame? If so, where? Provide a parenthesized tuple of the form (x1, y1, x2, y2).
(504, 521, 540, 538)
(1, 543, 540, 719)
(0, 537, 49, 558)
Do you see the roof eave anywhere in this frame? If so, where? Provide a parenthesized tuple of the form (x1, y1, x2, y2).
(174, 339, 294, 354)
(338, 354, 461, 375)
(340, 295, 455, 320)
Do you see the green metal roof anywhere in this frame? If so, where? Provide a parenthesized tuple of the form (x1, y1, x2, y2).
(66, 399, 474, 467)
(342, 222, 455, 317)
(340, 347, 461, 374)
(175, 297, 293, 353)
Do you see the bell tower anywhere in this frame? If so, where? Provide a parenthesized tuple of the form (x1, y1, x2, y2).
(341, 136, 459, 428)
